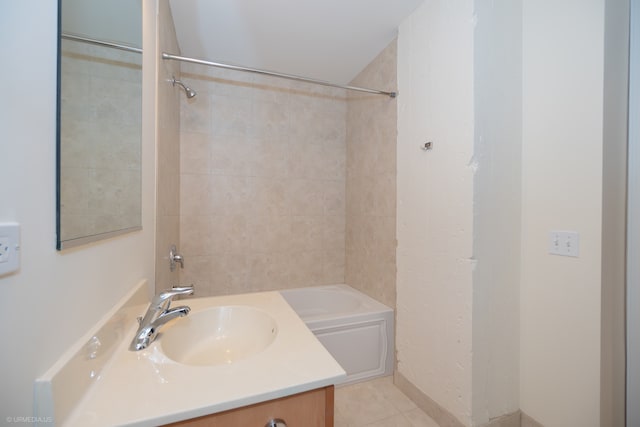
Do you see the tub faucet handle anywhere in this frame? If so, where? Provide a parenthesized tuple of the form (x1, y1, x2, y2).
(169, 244, 184, 271)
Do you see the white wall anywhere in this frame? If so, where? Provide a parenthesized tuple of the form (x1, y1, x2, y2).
(398, 1, 522, 425)
(520, 1, 605, 426)
(0, 1, 155, 420)
(472, 0, 522, 424)
(399, 1, 616, 426)
(396, 0, 475, 424)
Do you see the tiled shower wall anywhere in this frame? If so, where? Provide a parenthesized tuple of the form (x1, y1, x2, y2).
(155, 1, 181, 292)
(346, 40, 398, 309)
(178, 64, 347, 296)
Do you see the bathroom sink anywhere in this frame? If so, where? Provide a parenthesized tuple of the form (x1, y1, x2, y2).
(159, 306, 278, 366)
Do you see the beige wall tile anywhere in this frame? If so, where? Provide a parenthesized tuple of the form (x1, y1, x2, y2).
(180, 173, 211, 216)
(211, 253, 250, 294)
(210, 214, 251, 255)
(345, 39, 398, 309)
(179, 215, 212, 256)
(178, 69, 347, 295)
(324, 180, 346, 216)
(324, 215, 347, 251)
(181, 93, 211, 133)
(176, 39, 398, 300)
(249, 178, 289, 216)
(290, 216, 325, 253)
(180, 131, 211, 174)
(288, 178, 326, 216)
(323, 249, 346, 284)
(179, 255, 213, 295)
(287, 250, 325, 288)
(246, 214, 289, 254)
(246, 252, 290, 291)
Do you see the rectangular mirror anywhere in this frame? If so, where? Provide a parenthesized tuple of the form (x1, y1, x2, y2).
(57, 0, 142, 250)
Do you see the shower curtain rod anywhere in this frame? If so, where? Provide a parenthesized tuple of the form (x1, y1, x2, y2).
(162, 52, 397, 98)
(61, 33, 142, 54)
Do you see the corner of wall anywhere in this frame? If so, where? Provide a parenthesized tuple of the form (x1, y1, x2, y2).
(345, 38, 398, 309)
(471, 0, 523, 424)
(154, 0, 181, 292)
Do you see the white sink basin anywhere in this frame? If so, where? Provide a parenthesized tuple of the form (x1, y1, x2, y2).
(160, 305, 278, 366)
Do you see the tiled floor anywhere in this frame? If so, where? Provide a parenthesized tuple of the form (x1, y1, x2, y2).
(334, 376, 439, 427)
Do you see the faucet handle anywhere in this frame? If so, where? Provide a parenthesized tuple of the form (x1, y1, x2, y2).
(169, 245, 184, 271)
(170, 285, 194, 293)
(152, 285, 195, 309)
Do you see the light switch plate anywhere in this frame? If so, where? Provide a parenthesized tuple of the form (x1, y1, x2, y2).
(549, 230, 579, 257)
(0, 223, 20, 276)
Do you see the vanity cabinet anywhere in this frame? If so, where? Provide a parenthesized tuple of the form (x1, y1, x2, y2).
(164, 386, 334, 427)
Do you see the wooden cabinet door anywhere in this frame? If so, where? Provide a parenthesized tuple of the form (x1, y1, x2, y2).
(165, 386, 334, 427)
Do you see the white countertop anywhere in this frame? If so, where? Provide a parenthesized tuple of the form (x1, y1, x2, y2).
(62, 291, 346, 427)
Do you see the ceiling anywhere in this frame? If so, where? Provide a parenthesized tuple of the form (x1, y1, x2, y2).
(167, 0, 424, 84)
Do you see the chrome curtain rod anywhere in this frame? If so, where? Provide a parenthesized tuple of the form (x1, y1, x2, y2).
(61, 33, 142, 54)
(162, 52, 397, 98)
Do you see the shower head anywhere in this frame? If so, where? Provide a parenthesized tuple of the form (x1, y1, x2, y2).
(171, 76, 197, 99)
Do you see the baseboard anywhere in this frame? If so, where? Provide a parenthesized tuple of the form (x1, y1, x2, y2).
(393, 372, 542, 427)
(394, 372, 466, 427)
(485, 411, 521, 427)
(520, 412, 544, 427)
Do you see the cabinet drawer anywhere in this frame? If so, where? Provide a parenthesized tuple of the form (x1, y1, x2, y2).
(164, 386, 334, 427)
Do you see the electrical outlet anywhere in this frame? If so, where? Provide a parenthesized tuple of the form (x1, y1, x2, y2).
(549, 230, 579, 257)
(0, 237, 10, 263)
(0, 223, 20, 276)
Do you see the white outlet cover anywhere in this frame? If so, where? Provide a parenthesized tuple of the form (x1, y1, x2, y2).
(0, 223, 20, 276)
(0, 237, 10, 262)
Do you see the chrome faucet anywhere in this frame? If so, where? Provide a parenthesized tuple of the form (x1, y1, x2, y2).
(129, 285, 194, 351)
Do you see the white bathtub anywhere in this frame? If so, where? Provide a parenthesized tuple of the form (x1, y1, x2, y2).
(280, 284, 394, 385)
